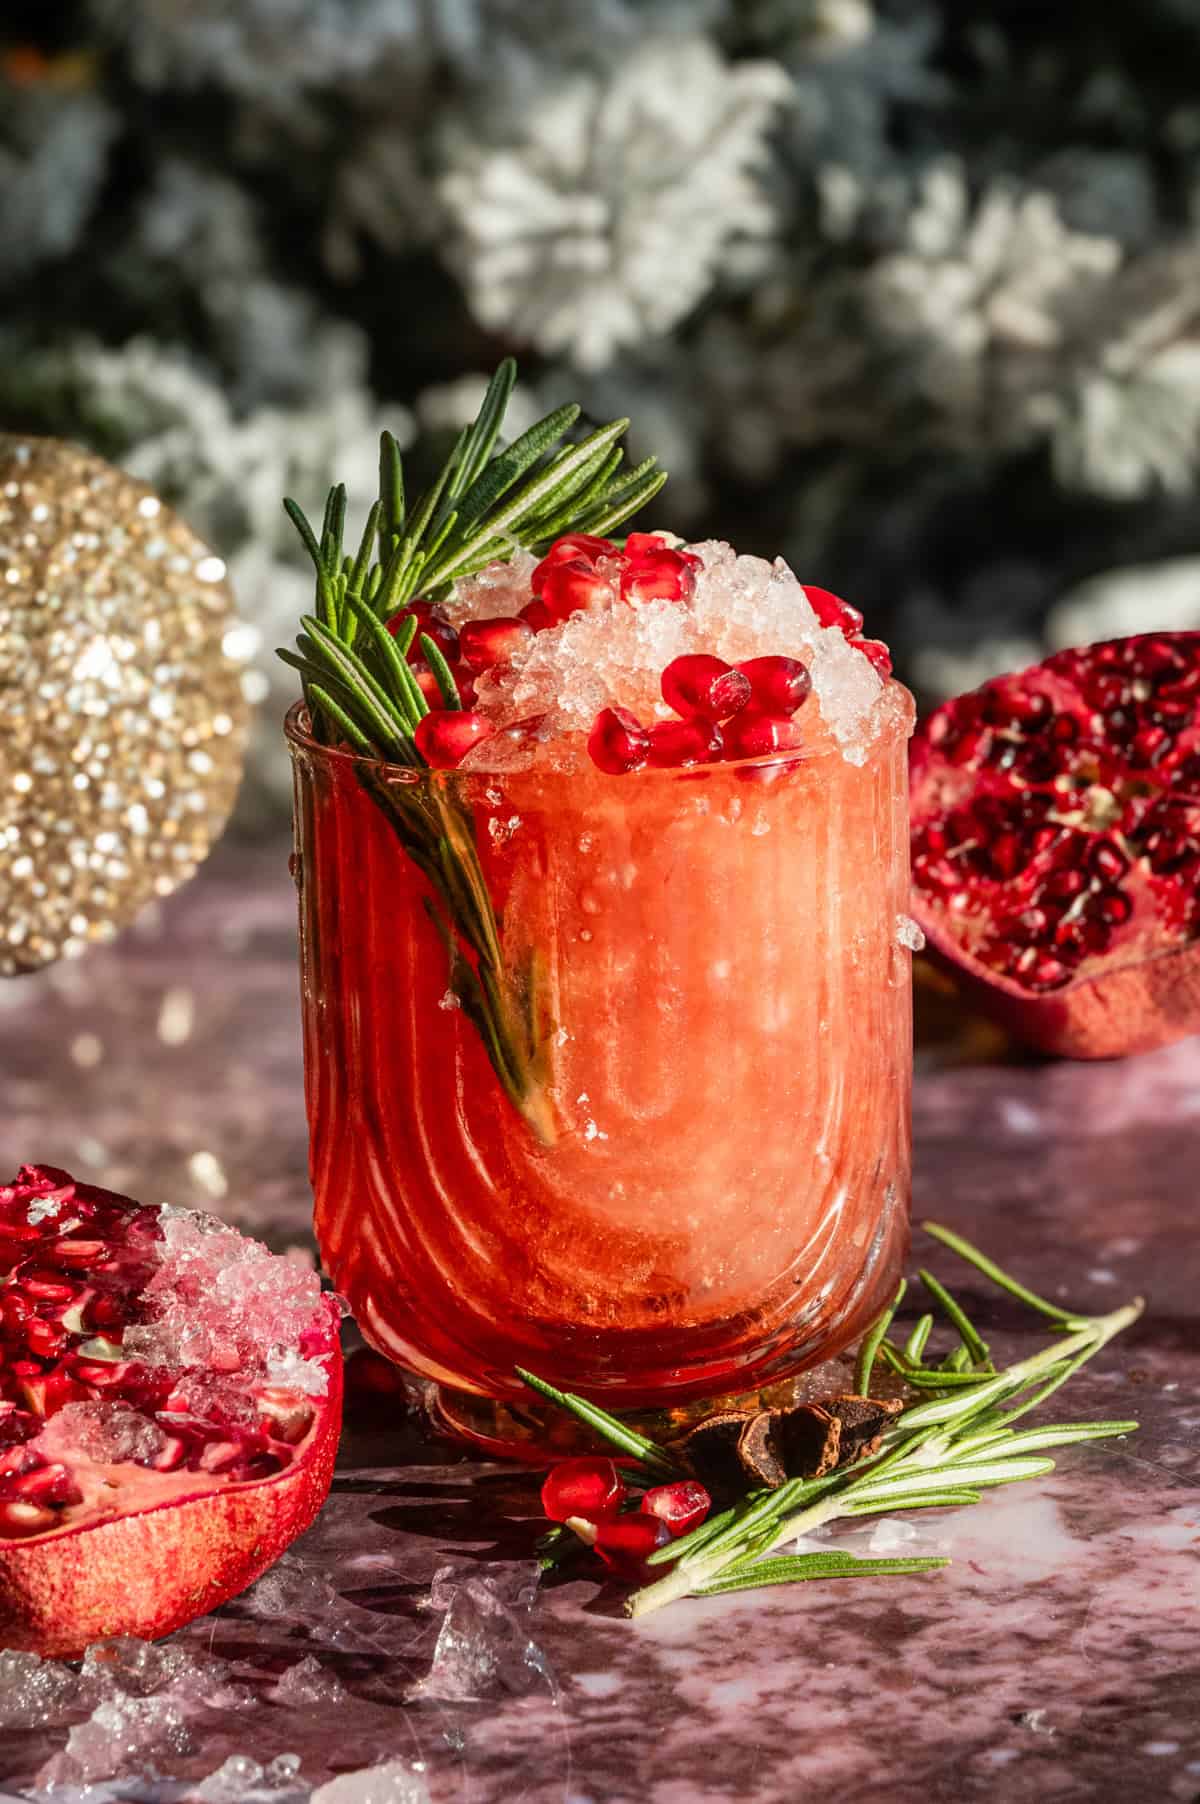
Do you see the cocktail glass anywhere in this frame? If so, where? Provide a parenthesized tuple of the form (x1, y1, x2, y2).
(287, 685, 914, 1455)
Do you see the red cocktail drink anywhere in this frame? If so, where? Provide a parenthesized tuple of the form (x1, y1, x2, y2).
(289, 602, 913, 1448)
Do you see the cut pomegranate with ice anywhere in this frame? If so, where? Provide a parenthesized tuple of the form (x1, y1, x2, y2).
(639, 1480, 711, 1538)
(737, 656, 812, 717)
(660, 655, 751, 724)
(0, 1165, 341, 1656)
(540, 1456, 626, 1524)
(459, 616, 535, 674)
(588, 707, 650, 775)
(414, 709, 495, 770)
(910, 632, 1200, 1058)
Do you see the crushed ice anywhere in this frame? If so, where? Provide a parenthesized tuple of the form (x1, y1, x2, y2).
(412, 1564, 549, 1704)
(895, 913, 926, 952)
(122, 1207, 328, 1396)
(458, 536, 885, 766)
(34, 1399, 168, 1467)
(309, 1763, 431, 1804)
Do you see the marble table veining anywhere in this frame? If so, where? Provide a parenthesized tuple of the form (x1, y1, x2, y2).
(0, 840, 1197, 1804)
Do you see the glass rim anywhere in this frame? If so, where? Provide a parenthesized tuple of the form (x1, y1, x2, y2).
(283, 689, 912, 782)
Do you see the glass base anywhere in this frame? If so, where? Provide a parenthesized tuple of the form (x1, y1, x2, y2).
(426, 1359, 865, 1464)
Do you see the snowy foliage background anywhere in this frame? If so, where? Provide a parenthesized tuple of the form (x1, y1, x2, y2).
(6, 0, 1200, 818)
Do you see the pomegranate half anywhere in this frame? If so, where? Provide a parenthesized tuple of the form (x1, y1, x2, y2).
(0, 1164, 342, 1656)
(910, 633, 1200, 1059)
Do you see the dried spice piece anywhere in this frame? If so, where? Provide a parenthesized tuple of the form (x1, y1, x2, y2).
(826, 1394, 903, 1464)
(677, 1392, 900, 1501)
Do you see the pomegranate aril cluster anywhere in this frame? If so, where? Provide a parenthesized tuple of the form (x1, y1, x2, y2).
(0, 1167, 307, 1537)
(540, 1456, 711, 1582)
(911, 633, 1200, 994)
(588, 650, 822, 775)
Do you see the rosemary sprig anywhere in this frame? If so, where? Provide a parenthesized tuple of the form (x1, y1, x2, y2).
(515, 1224, 1141, 1617)
(279, 362, 666, 1140)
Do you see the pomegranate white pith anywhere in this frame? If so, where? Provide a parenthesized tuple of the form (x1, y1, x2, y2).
(0, 1164, 342, 1656)
(911, 633, 1200, 1057)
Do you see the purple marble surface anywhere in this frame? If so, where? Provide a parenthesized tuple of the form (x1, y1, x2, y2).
(1, 840, 1198, 1804)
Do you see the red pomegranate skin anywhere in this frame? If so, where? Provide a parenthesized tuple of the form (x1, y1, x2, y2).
(910, 633, 1200, 1059)
(0, 1166, 343, 1657)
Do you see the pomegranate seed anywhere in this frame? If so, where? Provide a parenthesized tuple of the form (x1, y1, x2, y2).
(413, 710, 495, 770)
(48, 1238, 105, 1266)
(805, 585, 864, 637)
(856, 639, 893, 678)
(518, 598, 556, 633)
(737, 656, 812, 717)
(24, 1319, 66, 1359)
(1041, 870, 1088, 904)
(722, 709, 806, 761)
(1030, 955, 1071, 990)
(458, 616, 534, 673)
(1130, 725, 1169, 767)
(386, 601, 459, 664)
(622, 532, 667, 558)
(591, 1514, 672, 1577)
(541, 1457, 626, 1524)
(539, 557, 613, 622)
(660, 655, 751, 723)
(0, 1499, 56, 1538)
(11, 1461, 80, 1505)
(1089, 839, 1129, 883)
(645, 719, 723, 768)
(620, 547, 698, 605)
(19, 1372, 87, 1417)
(531, 534, 616, 590)
(18, 1274, 76, 1303)
(639, 1480, 711, 1538)
(588, 708, 650, 775)
(1093, 887, 1133, 926)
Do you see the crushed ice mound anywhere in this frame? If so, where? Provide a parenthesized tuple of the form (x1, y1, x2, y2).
(460, 536, 885, 765)
(122, 1206, 328, 1396)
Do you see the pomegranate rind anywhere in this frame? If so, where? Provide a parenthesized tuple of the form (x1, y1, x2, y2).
(911, 632, 1200, 1059)
(915, 912, 1200, 1059)
(0, 1294, 341, 1657)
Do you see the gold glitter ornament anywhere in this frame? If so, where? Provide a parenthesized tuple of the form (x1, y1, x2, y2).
(0, 436, 249, 974)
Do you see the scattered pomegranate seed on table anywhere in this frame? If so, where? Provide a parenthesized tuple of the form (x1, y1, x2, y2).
(588, 1513, 673, 1577)
(640, 1479, 712, 1538)
(541, 1456, 627, 1524)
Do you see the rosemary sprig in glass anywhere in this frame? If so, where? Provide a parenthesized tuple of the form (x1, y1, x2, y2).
(517, 1222, 1141, 1616)
(278, 360, 666, 1141)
